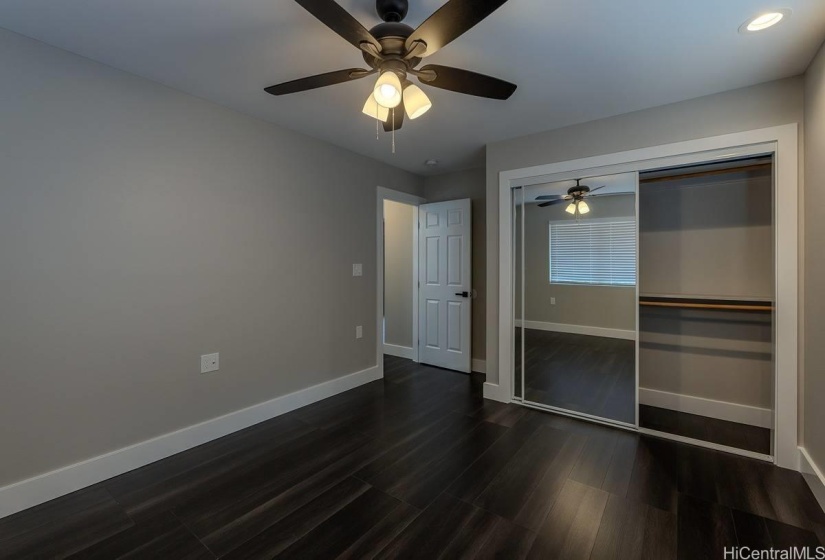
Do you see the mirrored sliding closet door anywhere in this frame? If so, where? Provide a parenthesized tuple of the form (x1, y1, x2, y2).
(513, 173, 639, 426)
(637, 156, 775, 456)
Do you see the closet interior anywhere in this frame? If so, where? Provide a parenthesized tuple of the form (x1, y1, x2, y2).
(638, 156, 775, 455)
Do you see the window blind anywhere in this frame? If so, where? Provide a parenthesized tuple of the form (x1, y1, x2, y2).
(549, 220, 636, 286)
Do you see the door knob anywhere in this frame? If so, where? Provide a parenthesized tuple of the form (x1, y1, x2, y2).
(455, 291, 469, 298)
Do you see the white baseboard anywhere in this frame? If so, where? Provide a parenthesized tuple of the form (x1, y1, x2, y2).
(0, 364, 382, 520)
(639, 387, 773, 428)
(472, 359, 487, 374)
(516, 320, 636, 341)
(800, 447, 825, 513)
(383, 343, 414, 360)
(483, 382, 509, 403)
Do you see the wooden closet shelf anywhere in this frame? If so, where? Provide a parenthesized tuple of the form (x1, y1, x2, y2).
(639, 297, 773, 312)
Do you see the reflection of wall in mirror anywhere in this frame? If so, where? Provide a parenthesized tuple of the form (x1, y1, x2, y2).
(516, 194, 636, 331)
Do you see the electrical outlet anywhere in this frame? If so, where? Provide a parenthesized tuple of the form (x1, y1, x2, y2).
(352, 263, 363, 277)
(201, 353, 219, 374)
(551, 297, 556, 305)
(355, 325, 363, 339)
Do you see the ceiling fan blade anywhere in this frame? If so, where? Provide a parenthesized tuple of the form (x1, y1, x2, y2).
(264, 68, 373, 96)
(383, 102, 405, 132)
(418, 65, 516, 100)
(294, 0, 382, 54)
(588, 185, 606, 193)
(538, 199, 569, 208)
(535, 195, 565, 200)
(405, 0, 510, 57)
(587, 192, 632, 198)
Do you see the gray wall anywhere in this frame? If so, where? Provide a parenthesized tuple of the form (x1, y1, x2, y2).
(639, 309, 774, 408)
(424, 167, 486, 362)
(639, 169, 774, 299)
(0, 28, 424, 487)
(804, 41, 825, 472)
(383, 200, 416, 348)
(486, 77, 804, 385)
(517, 195, 636, 331)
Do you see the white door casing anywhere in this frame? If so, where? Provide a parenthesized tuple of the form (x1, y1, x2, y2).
(418, 199, 472, 373)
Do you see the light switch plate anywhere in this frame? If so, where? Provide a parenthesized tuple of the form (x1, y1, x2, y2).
(201, 353, 219, 374)
(356, 325, 363, 339)
(352, 263, 363, 277)
(551, 297, 556, 305)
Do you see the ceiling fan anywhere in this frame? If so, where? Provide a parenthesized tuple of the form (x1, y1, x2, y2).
(535, 179, 610, 215)
(265, 0, 517, 132)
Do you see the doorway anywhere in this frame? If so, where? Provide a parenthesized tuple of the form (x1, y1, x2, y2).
(376, 187, 474, 374)
(383, 198, 418, 360)
(377, 187, 425, 369)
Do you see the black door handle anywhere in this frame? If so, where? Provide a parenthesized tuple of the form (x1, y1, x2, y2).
(455, 291, 469, 298)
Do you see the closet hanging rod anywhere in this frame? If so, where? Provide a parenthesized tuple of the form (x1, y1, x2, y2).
(639, 297, 773, 312)
(640, 162, 771, 184)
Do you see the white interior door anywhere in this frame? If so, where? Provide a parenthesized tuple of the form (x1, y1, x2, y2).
(418, 199, 472, 373)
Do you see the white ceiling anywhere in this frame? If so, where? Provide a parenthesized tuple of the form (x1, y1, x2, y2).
(1, 1, 824, 175)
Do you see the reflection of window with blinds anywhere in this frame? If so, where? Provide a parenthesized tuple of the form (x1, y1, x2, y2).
(548, 219, 636, 286)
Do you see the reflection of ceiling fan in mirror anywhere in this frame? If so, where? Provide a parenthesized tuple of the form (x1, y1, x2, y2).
(536, 179, 612, 216)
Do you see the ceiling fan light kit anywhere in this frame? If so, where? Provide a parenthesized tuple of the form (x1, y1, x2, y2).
(362, 94, 390, 121)
(402, 83, 431, 119)
(374, 70, 403, 108)
(265, 0, 517, 150)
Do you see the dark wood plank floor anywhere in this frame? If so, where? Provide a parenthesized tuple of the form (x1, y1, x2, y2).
(1, 355, 822, 559)
(640, 404, 772, 455)
(517, 329, 636, 423)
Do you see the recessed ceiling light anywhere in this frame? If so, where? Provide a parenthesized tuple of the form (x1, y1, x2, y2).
(739, 9, 791, 33)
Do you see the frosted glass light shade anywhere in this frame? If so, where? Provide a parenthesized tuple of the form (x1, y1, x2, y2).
(362, 94, 390, 121)
(373, 72, 402, 108)
(578, 200, 590, 214)
(403, 84, 432, 119)
(565, 202, 577, 215)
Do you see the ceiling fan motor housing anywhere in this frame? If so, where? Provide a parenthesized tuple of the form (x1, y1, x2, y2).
(376, 0, 409, 22)
(364, 20, 420, 71)
(568, 185, 591, 198)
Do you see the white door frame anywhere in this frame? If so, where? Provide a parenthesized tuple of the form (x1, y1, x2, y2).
(376, 186, 426, 372)
(491, 124, 799, 470)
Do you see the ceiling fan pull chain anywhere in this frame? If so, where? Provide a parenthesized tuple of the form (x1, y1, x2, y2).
(376, 118, 380, 140)
(392, 108, 396, 154)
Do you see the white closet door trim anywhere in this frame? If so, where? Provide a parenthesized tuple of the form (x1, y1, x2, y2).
(494, 123, 798, 470)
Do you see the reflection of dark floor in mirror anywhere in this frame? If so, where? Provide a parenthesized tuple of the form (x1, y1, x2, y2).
(515, 328, 636, 424)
